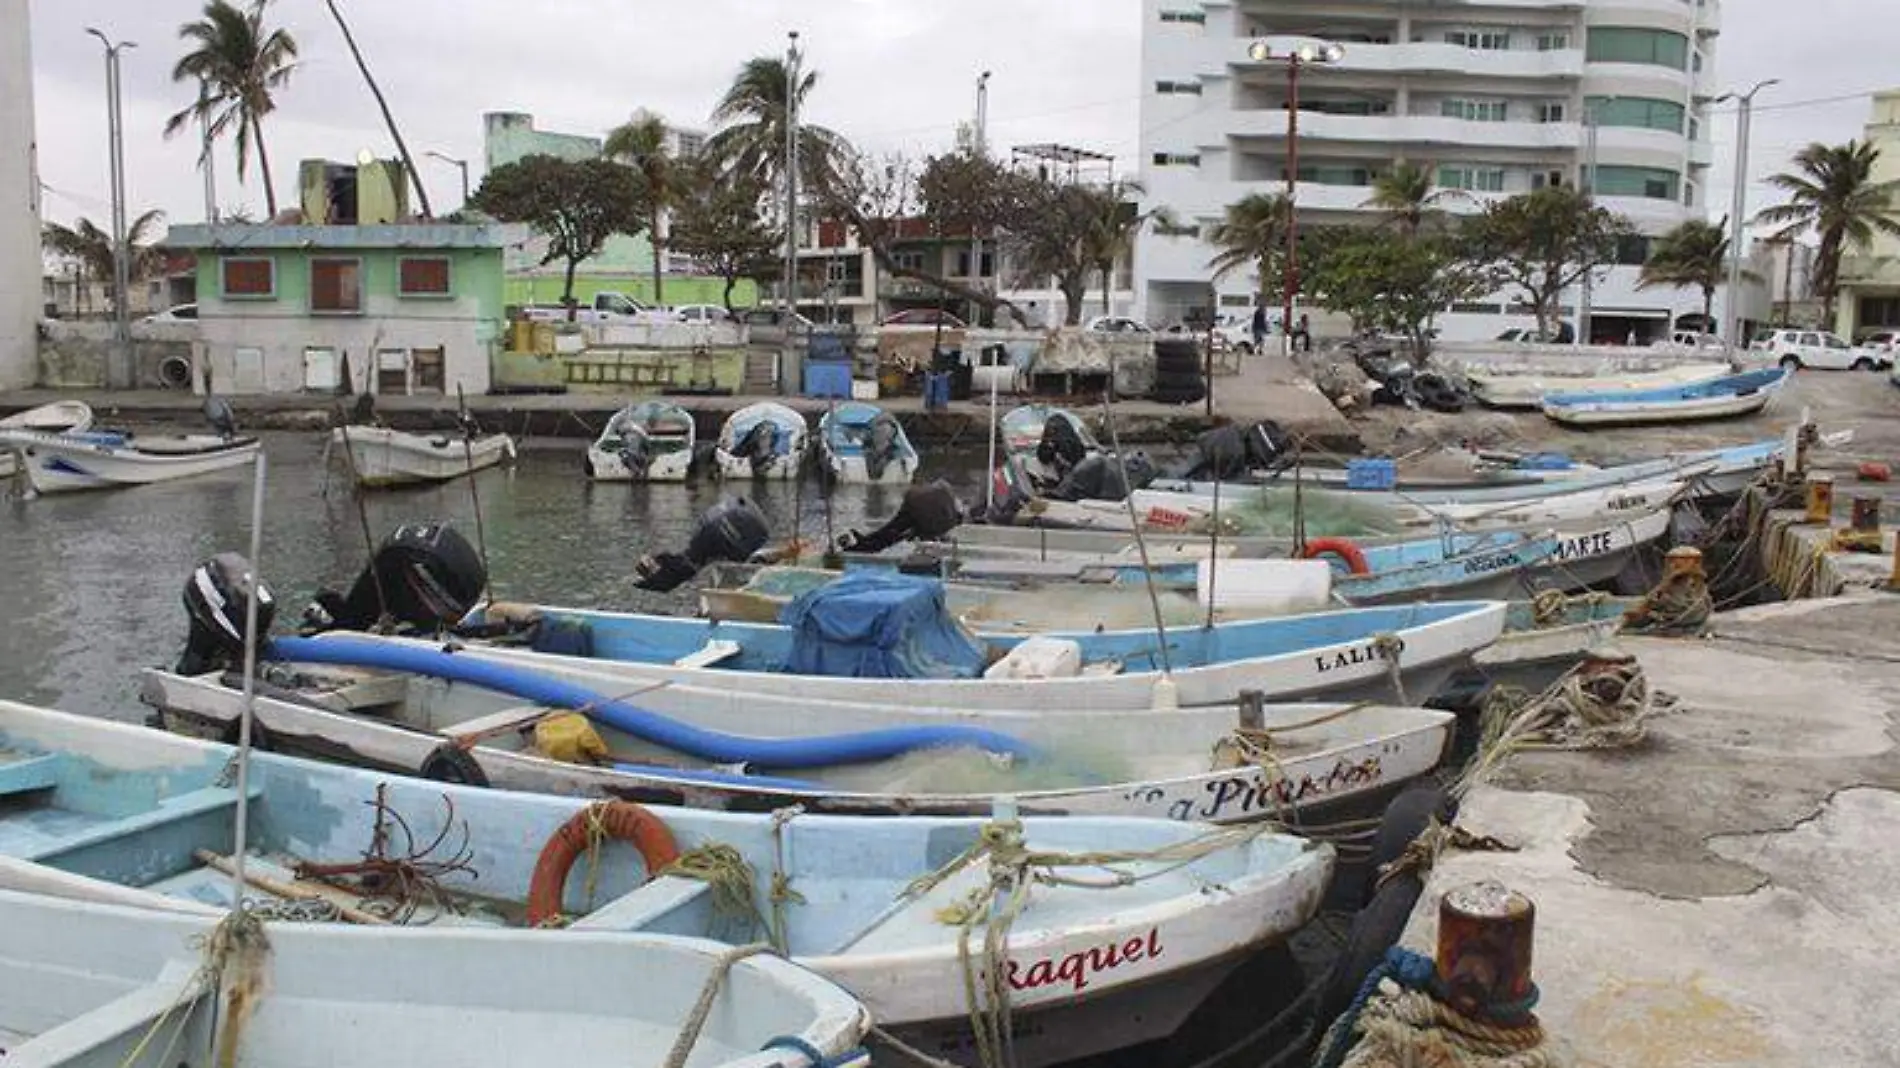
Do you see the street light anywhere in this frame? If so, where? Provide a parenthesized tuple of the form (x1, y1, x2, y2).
(1716, 79, 1779, 353)
(1246, 36, 1344, 358)
(85, 27, 135, 390)
(425, 150, 470, 204)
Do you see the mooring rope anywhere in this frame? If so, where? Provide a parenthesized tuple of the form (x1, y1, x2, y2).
(660, 941, 776, 1068)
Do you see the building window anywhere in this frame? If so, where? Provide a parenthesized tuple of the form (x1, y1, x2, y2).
(1438, 166, 1506, 192)
(1296, 165, 1374, 186)
(1155, 80, 1204, 95)
(1585, 27, 1689, 70)
(1535, 32, 1569, 51)
(1585, 96, 1686, 133)
(891, 250, 926, 272)
(1536, 103, 1566, 123)
(1151, 152, 1201, 167)
(1532, 169, 1565, 189)
(1154, 220, 1201, 237)
(1592, 165, 1681, 201)
(398, 256, 451, 297)
(1450, 302, 1504, 315)
(1613, 235, 1653, 265)
(1441, 99, 1508, 122)
(1444, 28, 1511, 50)
(310, 257, 364, 314)
(1158, 9, 1206, 24)
(221, 257, 275, 299)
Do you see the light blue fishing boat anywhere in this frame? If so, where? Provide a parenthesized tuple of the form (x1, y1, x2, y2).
(818, 402, 918, 485)
(1542, 367, 1790, 427)
(0, 700, 1332, 1068)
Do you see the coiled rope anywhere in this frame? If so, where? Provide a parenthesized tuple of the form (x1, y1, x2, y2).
(1314, 947, 1561, 1068)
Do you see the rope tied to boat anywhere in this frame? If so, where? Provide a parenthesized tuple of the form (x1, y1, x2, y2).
(663, 843, 769, 934)
(661, 941, 776, 1068)
(1458, 658, 1658, 800)
(1529, 590, 1610, 629)
(1623, 566, 1712, 636)
(199, 908, 273, 1068)
(1374, 816, 1516, 892)
(1314, 947, 1562, 1068)
(769, 806, 807, 955)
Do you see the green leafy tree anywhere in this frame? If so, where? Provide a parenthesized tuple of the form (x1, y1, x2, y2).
(1639, 218, 1742, 330)
(1207, 193, 1292, 310)
(1306, 225, 1488, 362)
(42, 211, 169, 313)
(706, 56, 848, 194)
(164, 0, 299, 218)
(1755, 140, 1900, 325)
(1463, 186, 1634, 339)
(1085, 180, 1169, 316)
(605, 109, 679, 306)
(1002, 178, 1128, 326)
(471, 155, 649, 316)
(668, 161, 781, 312)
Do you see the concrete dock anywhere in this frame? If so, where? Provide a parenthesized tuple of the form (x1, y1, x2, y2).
(1402, 595, 1900, 1066)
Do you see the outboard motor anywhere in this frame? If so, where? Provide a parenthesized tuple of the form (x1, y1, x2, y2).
(1245, 420, 1293, 473)
(1185, 424, 1248, 481)
(982, 458, 1034, 525)
(863, 412, 903, 482)
(733, 421, 779, 476)
(304, 523, 487, 633)
(1035, 416, 1090, 481)
(1050, 451, 1156, 503)
(617, 422, 651, 475)
(634, 497, 772, 592)
(835, 481, 966, 555)
(178, 552, 276, 675)
(203, 394, 238, 440)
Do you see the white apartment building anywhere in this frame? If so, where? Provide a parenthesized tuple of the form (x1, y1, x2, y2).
(1136, 0, 1721, 343)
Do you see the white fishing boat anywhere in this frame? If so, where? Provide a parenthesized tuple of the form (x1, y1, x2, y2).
(0, 428, 260, 495)
(0, 700, 1332, 1067)
(586, 400, 698, 482)
(1542, 367, 1790, 427)
(0, 890, 870, 1068)
(819, 402, 918, 485)
(716, 402, 809, 481)
(1469, 361, 1733, 410)
(0, 400, 93, 480)
(1001, 404, 1101, 489)
(329, 424, 516, 488)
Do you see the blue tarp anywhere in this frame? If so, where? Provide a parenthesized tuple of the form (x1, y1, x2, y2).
(779, 570, 987, 680)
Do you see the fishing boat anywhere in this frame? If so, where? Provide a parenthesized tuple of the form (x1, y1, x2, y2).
(0, 700, 1332, 1067)
(819, 402, 918, 485)
(1001, 404, 1101, 489)
(1468, 361, 1733, 410)
(429, 575, 1508, 709)
(0, 889, 869, 1068)
(0, 428, 260, 495)
(716, 402, 809, 481)
(1433, 595, 1637, 708)
(329, 424, 516, 488)
(586, 400, 698, 482)
(1541, 367, 1790, 427)
(0, 400, 93, 480)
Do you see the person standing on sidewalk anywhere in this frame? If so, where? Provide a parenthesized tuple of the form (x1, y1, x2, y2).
(1250, 305, 1267, 353)
(1293, 313, 1312, 353)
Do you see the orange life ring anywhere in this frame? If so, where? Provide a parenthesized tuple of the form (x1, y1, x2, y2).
(525, 801, 681, 926)
(1300, 537, 1371, 576)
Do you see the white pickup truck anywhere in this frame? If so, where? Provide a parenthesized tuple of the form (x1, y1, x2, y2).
(522, 291, 668, 325)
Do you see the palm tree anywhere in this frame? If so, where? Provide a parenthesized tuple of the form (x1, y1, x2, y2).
(1085, 181, 1165, 315)
(42, 211, 168, 313)
(1207, 193, 1292, 306)
(164, 0, 299, 219)
(1638, 218, 1737, 329)
(705, 56, 848, 196)
(1361, 161, 1467, 234)
(605, 110, 677, 306)
(1755, 140, 1900, 324)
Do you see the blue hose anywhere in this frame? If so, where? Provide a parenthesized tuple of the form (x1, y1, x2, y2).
(266, 635, 1036, 770)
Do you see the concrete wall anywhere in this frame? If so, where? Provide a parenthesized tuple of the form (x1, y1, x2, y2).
(0, 0, 39, 389)
(37, 320, 196, 389)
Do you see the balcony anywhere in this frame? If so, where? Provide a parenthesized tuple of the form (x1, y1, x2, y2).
(1222, 109, 1581, 151)
(1228, 39, 1584, 79)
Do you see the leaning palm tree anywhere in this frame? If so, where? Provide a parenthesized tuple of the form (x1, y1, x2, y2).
(1085, 180, 1167, 315)
(1755, 140, 1900, 324)
(1207, 193, 1292, 308)
(42, 211, 168, 313)
(1638, 218, 1739, 330)
(164, 0, 299, 218)
(1361, 161, 1467, 234)
(605, 110, 677, 306)
(705, 56, 848, 197)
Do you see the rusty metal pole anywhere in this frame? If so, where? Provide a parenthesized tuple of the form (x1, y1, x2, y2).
(1238, 689, 1265, 732)
(1805, 475, 1834, 524)
(1436, 881, 1538, 1021)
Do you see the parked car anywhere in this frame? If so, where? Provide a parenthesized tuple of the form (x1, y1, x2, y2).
(670, 304, 733, 324)
(1661, 330, 1727, 352)
(141, 303, 197, 323)
(522, 291, 669, 325)
(880, 308, 966, 328)
(1085, 315, 1153, 335)
(1495, 321, 1576, 344)
(1750, 328, 1888, 371)
(1859, 329, 1900, 360)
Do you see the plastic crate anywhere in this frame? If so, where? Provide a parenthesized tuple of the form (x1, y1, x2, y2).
(1346, 458, 1397, 490)
(803, 360, 852, 399)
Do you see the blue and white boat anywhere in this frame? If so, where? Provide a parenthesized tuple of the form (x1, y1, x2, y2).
(439, 573, 1506, 709)
(1542, 367, 1791, 427)
(716, 402, 809, 481)
(818, 402, 918, 485)
(0, 699, 1332, 1067)
(0, 400, 92, 481)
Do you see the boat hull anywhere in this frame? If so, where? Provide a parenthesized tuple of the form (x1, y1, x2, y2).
(331, 426, 515, 487)
(1542, 389, 1776, 427)
(825, 450, 919, 485)
(586, 446, 694, 482)
(2, 432, 259, 494)
(1470, 362, 1732, 410)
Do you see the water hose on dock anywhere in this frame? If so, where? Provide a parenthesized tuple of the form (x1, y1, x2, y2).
(264, 635, 1035, 770)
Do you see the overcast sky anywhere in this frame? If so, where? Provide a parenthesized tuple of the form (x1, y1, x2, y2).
(26, 0, 1892, 238)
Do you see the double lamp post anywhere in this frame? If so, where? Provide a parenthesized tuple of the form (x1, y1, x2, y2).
(1246, 36, 1344, 358)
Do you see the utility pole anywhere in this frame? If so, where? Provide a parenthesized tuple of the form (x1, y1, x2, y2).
(780, 30, 801, 396)
(1580, 104, 1598, 347)
(426, 150, 470, 204)
(86, 27, 134, 389)
(972, 70, 991, 322)
(1720, 80, 1779, 351)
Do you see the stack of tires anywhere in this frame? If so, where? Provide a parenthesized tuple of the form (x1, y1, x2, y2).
(1149, 338, 1206, 405)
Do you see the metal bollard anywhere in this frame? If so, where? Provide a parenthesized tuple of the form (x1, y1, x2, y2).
(1851, 496, 1882, 534)
(1661, 545, 1706, 582)
(1805, 475, 1835, 524)
(1436, 881, 1537, 1021)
